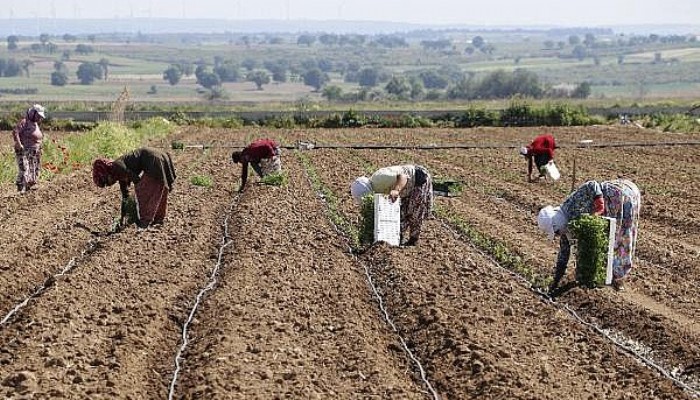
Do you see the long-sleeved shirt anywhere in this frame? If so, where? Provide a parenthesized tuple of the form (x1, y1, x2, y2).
(238, 139, 279, 188)
(12, 118, 43, 149)
(527, 134, 556, 159)
(113, 147, 176, 197)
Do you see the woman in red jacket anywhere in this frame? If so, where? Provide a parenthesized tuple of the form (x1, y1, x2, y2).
(520, 134, 556, 182)
(231, 138, 282, 192)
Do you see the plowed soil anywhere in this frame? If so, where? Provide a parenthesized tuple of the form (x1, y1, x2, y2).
(0, 125, 698, 399)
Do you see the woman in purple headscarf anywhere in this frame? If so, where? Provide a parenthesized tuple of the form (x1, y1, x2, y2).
(12, 105, 46, 193)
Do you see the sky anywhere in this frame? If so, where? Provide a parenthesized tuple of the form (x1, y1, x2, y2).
(0, 0, 698, 27)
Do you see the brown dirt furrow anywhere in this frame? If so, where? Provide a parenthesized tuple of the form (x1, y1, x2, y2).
(0, 144, 232, 398)
(174, 154, 425, 399)
(309, 149, 693, 399)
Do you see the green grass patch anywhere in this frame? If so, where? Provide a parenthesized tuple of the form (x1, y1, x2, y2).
(260, 171, 288, 186)
(359, 194, 375, 245)
(568, 215, 609, 288)
(190, 175, 214, 187)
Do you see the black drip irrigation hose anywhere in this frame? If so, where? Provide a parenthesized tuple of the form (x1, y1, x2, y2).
(167, 192, 241, 400)
(436, 217, 700, 399)
(163, 140, 700, 151)
(298, 156, 440, 400)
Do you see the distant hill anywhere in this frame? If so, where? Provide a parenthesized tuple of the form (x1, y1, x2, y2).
(0, 18, 697, 37)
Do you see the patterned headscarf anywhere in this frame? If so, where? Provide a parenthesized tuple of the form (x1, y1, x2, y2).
(92, 158, 114, 187)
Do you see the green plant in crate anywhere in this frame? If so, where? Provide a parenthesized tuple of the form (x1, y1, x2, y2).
(260, 171, 288, 186)
(568, 214, 609, 288)
(359, 194, 375, 245)
(190, 174, 213, 187)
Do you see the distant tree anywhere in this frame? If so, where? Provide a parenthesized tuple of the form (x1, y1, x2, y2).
(317, 58, 333, 72)
(572, 45, 587, 61)
(385, 76, 411, 99)
(571, 82, 591, 99)
(75, 44, 94, 55)
(247, 70, 271, 90)
(322, 85, 343, 102)
(319, 34, 338, 46)
(7, 35, 19, 51)
(419, 70, 449, 89)
(61, 50, 71, 61)
(357, 67, 380, 87)
(471, 36, 485, 49)
(76, 62, 103, 84)
(409, 77, 425, 100)
(568, 35, 581, 46)
(557, 41, 566, 49)
(302, 68, 329, 91)
(617, 54, 625, 65)
(464, 46, 475, 55)
(653, 52, 663, 64)
(2, 59, 22, 77)
(264, 60, 288, 83)
(214, 61, 241, 82)
(543, 40, 555, 49)
(583, 33, 596, 47)
(179, 62, 194, 76)
(46, 42, 59, 54)
(39, 33, 51, 47)
(51, 71, 69, 86)
(87, 34, 96, 43)
(163, 65, 183, 85)
(194, 65, 220, 89)
(297, 34, 316, 47)
(62, 34, 77, 43)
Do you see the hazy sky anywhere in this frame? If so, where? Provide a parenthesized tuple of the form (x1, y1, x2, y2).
(1, 0, 698, 26)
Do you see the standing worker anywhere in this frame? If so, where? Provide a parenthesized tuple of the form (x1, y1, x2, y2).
(92, 147, 176, 228)
(12, 104, 46, 193)
(520, 134, 557, 182)
(231, 138, 282, 192)
(537, 179, 641, 292)
(350, 165, 433, 246)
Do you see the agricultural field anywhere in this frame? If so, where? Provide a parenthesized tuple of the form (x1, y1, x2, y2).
(0, 124, 698, 398)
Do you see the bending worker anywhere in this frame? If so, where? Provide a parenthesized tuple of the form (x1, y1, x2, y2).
(92, 147, 176, 228)
(537, 179, 641, 292)
(231, 138, 282, 192)
(351, 164, 433, 246)
(520, 133, 556, 182)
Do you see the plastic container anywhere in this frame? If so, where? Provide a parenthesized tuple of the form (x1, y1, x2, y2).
(543, 161, 560, 181)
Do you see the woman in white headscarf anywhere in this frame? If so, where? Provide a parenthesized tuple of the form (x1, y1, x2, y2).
(12, 104, 46, 193)
(351, 164, 433, 246)
(538, 179, 641, 292)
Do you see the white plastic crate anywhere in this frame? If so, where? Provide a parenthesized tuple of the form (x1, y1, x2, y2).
(601, 216, 617, 285)
(374, 194, 401, 246)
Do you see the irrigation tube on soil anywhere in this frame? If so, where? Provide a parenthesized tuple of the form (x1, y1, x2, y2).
(1, 239, 100, 326)
(437, 218, 700, 399)
(298, 159, 440, 400)
(167, 193, 240, 400)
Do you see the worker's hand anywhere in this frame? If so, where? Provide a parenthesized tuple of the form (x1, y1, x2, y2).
(389, 189, 400, 202)
(14, 142, 23, 152)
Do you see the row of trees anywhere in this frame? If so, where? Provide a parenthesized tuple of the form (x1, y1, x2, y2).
(50, 60, 110, 86)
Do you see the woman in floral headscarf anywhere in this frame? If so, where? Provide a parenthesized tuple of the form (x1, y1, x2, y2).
(92, 147, 176, 228)
(12, 104, 46, 193)
(538, 179, 641, 292)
